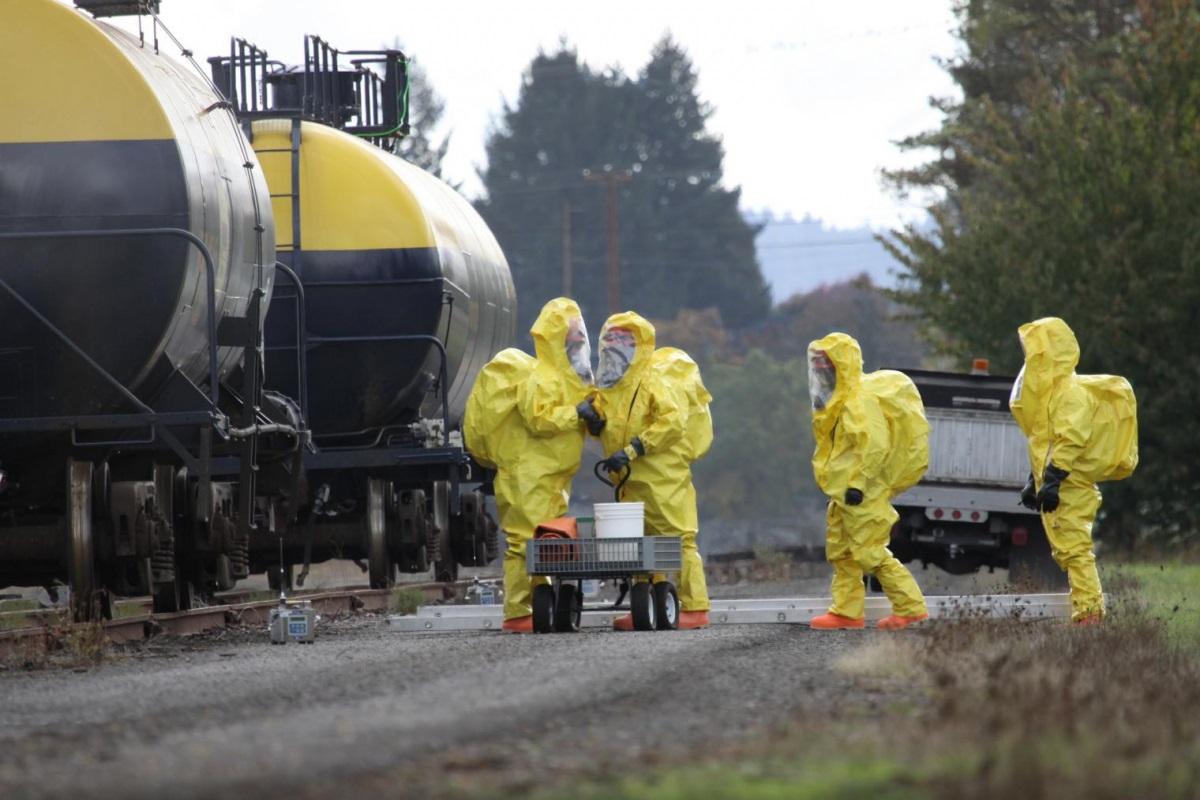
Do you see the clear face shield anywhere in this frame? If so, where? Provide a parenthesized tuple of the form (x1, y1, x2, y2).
(808, 349, 837, 410)
(565, 316, 593, 384)
(1010, 364, 1026, 406)
(597, 326, 637, 389)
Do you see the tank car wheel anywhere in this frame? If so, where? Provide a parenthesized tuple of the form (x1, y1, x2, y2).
(653, 582, 679, 630)
(368, 548, 395, 590)
(553, 582, 581, 633)
(630, 582, 656, 631)
(366, 478, 395, 589)
(432, 481, 458, 583)
(66, 459, 101, 622)
(532, 583, 556, 633)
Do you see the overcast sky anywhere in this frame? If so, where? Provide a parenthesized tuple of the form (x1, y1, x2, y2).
(113, 0, 961, 229)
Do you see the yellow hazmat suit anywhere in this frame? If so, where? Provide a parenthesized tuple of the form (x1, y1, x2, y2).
(1011, 317, 1136, 622)
(595, 312, 713, 613)
(463, 298, 592, 623)
(808, 333, 927, 623)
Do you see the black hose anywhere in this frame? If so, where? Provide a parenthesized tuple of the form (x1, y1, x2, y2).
(593, 460, 631, 503)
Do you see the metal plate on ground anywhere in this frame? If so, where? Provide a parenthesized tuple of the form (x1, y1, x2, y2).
(387, 593, 1073, 632)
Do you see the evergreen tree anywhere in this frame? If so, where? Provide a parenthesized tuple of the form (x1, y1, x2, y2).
(884, 1, 1200, 543)
(626, 37, 768, 326)
(477, 38, 768, 341)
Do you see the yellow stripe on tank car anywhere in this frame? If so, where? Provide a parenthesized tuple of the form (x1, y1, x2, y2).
(251, 120, 438, 252)
(0, 0, 173, 144)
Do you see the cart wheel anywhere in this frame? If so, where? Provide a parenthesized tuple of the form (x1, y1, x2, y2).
(630, 582, 656, 631)
(532, 584, 555, 633)
(654, 582, 679, 630)
(553, 583, 581, 633)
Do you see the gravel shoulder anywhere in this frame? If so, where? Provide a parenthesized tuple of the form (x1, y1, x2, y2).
(0, 567, 1014, 799)
(0, 614, 883, 799)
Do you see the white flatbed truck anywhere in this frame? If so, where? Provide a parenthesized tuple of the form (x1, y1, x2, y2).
(890, 365, 1066, 589)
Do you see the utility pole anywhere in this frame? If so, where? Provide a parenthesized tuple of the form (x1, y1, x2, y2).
(583, 167, 633, 316)
(561, 199, 572, 297)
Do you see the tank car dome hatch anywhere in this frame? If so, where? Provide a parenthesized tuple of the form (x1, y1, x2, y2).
(255, 120, 516, 438)
(0, 0, 275, 421)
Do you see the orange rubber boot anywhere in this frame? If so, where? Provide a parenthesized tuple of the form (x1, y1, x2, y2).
(678, 610, 709, 630)
(1073, 613, 1103, 627)
(876, 613, 929, 630)
(501, 615, 533, 634)
(612, 614, 634, 631)
(810, 612, 865, 630)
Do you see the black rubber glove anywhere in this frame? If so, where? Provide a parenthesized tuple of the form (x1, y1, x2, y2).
(602, 448, 631, 474)
(1019, 473, 1039, 511)
(1037, 464, 1070, 513)
(576, 399, 605, 436)
(845, 488, 864, 506)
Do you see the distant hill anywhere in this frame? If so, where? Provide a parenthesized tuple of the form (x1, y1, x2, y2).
(748, 211, 901, 305)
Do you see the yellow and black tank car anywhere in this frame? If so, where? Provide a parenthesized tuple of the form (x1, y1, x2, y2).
(254, 121, 515, 437)
(0, 0, 274, 426)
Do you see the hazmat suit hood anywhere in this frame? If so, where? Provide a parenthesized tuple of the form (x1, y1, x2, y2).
(1011, 317, 1079, 437)
(1018, 317, 1080, 396)
(597, 311, 656, 389)
(530, 297, 593, 389)
(808, 332, 864, 432)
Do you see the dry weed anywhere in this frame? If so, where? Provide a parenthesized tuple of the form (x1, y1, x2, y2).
(833, 635, 926, 684)
(908, 605, 1200, 799)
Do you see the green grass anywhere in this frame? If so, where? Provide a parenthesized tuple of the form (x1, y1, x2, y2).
(390, 587, 425, 615)
(1105, 561, 1200, 650)
(557, 759, 934, 800)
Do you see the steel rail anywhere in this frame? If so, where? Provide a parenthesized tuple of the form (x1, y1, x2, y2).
(0, 581, 465, 655)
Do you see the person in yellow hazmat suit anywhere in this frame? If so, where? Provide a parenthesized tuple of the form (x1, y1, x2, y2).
(593, 312, 714, 631)
(806, 333, 929, 630)
(463, 298, 598, 633)
(1010, 317, 1137, 624)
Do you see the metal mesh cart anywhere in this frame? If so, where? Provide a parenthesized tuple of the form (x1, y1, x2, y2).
(527, 495, 684, 633)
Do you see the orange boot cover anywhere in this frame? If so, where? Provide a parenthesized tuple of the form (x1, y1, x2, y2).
(810, 612, 865, 630)
(501, 615, 533, 634)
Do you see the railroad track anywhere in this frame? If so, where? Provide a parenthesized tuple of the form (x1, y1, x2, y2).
(0, 580, 463, 657)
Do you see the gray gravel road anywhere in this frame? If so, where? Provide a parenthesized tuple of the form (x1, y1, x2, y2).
(0, 610, 892, 800)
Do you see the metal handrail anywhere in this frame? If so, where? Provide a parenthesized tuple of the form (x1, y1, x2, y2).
(304, 334, 452, 447)
(271, 261, 308, 418)
(0, 227, 221, 408)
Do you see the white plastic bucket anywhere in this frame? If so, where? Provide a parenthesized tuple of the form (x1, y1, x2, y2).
(593, 502, 644, 539)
